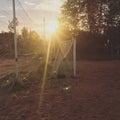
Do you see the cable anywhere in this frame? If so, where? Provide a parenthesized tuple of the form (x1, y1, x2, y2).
(0, 13, 9, 25)
(0, 9, 11, 16)
(16, 0, 34, 23)
(15, 0, 39, 32)
(0, 8, 12, 27)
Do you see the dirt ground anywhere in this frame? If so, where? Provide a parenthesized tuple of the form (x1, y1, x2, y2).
(0, 56, 41, 76)
(0, 60, 120, 120)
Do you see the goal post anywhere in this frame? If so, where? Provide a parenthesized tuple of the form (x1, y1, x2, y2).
(73, 36, 76, 77)
(51, 34, 77, 78)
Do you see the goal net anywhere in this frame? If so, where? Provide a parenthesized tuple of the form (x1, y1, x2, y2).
(50, 36, 76, 78)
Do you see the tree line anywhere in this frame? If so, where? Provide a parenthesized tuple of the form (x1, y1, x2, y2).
(0, 27, 44, 58)
(60, 0, 120, 59)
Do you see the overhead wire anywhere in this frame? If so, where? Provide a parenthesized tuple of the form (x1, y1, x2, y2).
(0, 1, 13, 31)
(15, 0, 41, 34)
(16, 0, 36, 24)
(0, 11, 11, 30)
(0, 0, 41, 33)
(0, 9, 11, 16)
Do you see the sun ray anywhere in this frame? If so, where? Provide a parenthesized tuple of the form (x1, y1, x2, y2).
(38, 40, 51, 113)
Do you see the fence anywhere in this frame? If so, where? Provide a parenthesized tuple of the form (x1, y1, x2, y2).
(0, 31, 45, 88)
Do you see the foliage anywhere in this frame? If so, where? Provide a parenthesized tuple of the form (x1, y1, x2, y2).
(0, 27, 44, 57)
(18, 27, 43, 54)
(60, 0, 120, 58)
(56, 26, 73, 40)
(0, 32, 14, 57)
(61, 0, 120, 34)
(76, 31, 108, 58)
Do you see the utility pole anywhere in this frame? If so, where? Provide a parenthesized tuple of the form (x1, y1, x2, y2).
(43, 17, 47, 59)
(13, 0, 19, 79)
(43, 17, 46, 41)
(73, 35, 76, 77)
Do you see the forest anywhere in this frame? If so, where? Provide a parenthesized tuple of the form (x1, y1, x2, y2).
(60, 0, 120, 59)
(0, 27, 43, 58)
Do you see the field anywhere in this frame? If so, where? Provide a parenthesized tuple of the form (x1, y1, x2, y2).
(0, 55, 42, 76)
(0, 59, 120, 120)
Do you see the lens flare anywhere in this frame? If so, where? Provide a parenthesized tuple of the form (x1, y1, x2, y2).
(38, 40, 51, 112)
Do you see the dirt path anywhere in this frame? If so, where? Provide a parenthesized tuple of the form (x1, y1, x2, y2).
(0, 60, 120, 120)
(0, 56, 41, 76)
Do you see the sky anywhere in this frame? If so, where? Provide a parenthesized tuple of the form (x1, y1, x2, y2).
(0, 0, 66, 35)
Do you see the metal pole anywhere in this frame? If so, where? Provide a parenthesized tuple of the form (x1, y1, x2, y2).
(43, 17, 46, 41)
(73, 35, 76, 77)
(13, 0, 19, 79)
(43, 17, 47, 59)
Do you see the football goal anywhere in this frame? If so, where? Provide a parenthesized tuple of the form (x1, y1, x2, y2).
(50, 35, 77, 78)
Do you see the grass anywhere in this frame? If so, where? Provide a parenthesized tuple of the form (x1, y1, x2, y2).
(0, 71, 33, 94)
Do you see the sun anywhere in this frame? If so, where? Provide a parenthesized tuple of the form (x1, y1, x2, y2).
(46, 21, 58, 34)
(36, 20, 59, 41)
